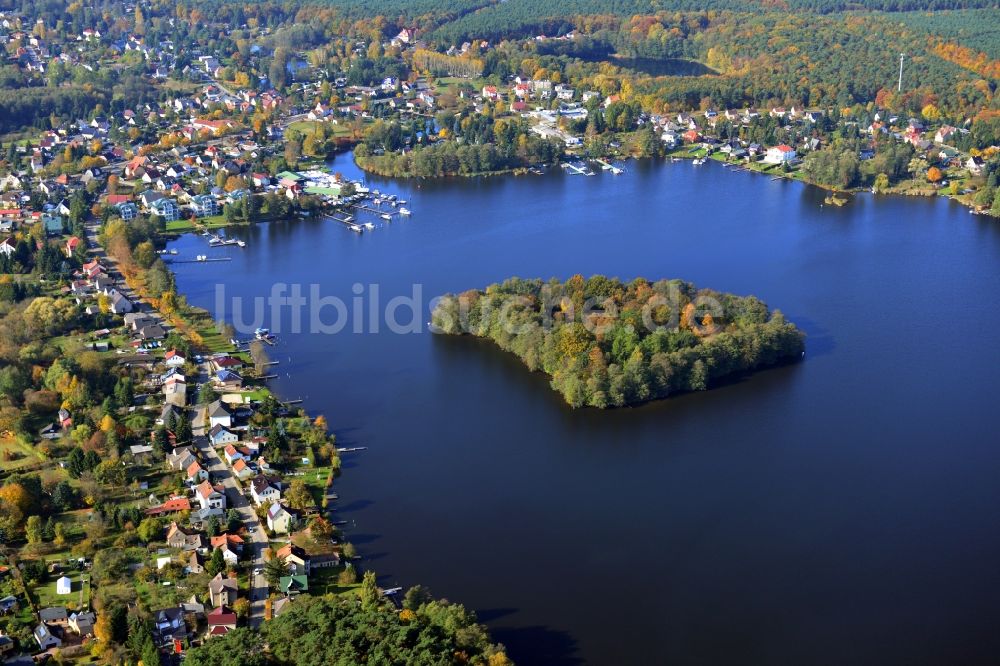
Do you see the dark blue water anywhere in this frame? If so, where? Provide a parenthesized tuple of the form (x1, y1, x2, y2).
(170, 154, 1000, 665)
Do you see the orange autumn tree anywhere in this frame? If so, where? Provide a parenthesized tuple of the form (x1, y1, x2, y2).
(927, 167, 943, 183)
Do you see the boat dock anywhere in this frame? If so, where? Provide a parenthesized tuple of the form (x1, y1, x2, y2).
(561, 162, 595, 176)
(324, 214, 363, 233)
(336, 446, 368, 453)
(349, 203, 397, 217)
(167, 257, 232, 264)
(595, 159, 624, 174)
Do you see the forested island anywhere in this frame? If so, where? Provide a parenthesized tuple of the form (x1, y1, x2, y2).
(432, 276, 805, 408)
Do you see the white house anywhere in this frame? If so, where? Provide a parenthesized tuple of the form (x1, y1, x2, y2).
(267, 503, 293, 534)
(56, 576, 72, 595)
(764, 144, 797, 164)
(250, 475, 280, 506)
(34, 624, 62, 650)
(206, 400, 232, 429)
(195, 480, 226, 511)
(164, 349, 186, 368)
(209, 425, 239, 447)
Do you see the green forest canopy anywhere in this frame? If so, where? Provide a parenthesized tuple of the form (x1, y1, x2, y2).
(431, 276, 806, 409)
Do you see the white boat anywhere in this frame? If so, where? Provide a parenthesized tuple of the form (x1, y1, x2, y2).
(380, 213, 392, 221)
(236, 240, 246, 247)
(196, 255, 207, 262)
(364, 222, 375, 230)
(399, 207, 411, 216)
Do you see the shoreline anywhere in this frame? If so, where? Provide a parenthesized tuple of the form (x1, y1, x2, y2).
(351, 146, 996, 217)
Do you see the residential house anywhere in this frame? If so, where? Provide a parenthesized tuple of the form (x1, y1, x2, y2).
(165, 349, 186, 368)
(222, 443, 244, 464)
(250, 475, 281, 506)
(209, 425, 239, 448)
(275, 543, 309, 575)
(150, 198, 180, 222)
(186, 551, 204, 574)
(206, 605, 237, 637)
(0, 237, 16, 258)
(186, 460, 208, 484)
(208, 573, 238, 607)
(152, 606, 189, 646)
(34, 623, 62, 650)
(232, 457, 253, 480)
(213, 369, 242, 390)
(163, 380, 187, 407)
(195, 480, 226, 511)
(145, 496, 192, 516)
(167, 522, 204, 551)
(191, 194, 218, 217)
(764, 144, 797, 164)
(109, 291, 134, 314)
(267, 502, 294, 534)
(206, 400, 233, 429)
(68, 611, 96, 637)
(56, 576, 72, 595)
(277, 575, 308, 595)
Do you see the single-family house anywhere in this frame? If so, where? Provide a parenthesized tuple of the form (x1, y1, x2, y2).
(277, 575, 308, 595)
(195, 480, 226, 511)
(152, 606, 189, 645)
(250, 475, 281, 506)
(206, 400, 232, 429)
(213, 369, 243, 390)
(164, 349, 186, 367)
(68, 611, 96, 636)
(167, 522, 204, 551)
(232, 457, 253, 481)
(206, 605, 237, 637)
(56, 576, 72, 595)
(267, 502, 294, 534)
(764, 144, 797, 164)
(34, 623, 62, 650)
(208, 573, 238, 607)
(210, 425, 240, 447)
(275, 543, 309, 575)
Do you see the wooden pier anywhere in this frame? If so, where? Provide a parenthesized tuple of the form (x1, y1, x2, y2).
(166, 257, 233, 264)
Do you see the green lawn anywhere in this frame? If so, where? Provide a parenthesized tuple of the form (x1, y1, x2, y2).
(32, 568, 90, 612)
(0, 435, 48, 471)
(165, 216, 231, 234)
(288, 120, 357, 139)
(308, 565, 361, 598)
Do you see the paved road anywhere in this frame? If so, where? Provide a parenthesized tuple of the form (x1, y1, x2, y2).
(193, 363, 269, 627)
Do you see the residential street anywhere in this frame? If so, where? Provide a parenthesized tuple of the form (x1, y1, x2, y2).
(193, 418, 269, 628)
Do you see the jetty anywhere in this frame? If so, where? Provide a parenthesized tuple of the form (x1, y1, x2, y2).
(324, 214, 364, 233)
(595, 159, 624, 175)
(336, 446, 368, 453)
(561, 162, 595, 176)
(167, 257, 232, 264)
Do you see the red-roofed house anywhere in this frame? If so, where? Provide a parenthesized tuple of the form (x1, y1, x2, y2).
(145, 496, 192, 515)
(206, 605, 237, 636)
(764, 144, 797, 164)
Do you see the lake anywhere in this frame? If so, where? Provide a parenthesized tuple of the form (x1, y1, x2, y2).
(170, 154, 1000, 665)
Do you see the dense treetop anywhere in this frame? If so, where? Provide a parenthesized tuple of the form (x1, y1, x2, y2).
(432, 276, 805, 408)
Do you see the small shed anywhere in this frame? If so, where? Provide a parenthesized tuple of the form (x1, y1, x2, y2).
(56, 576, 72, 595)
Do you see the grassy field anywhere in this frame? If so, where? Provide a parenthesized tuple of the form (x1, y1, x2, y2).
(0, 435, 48, 471)
(164, 215, 231, 234)
(32, 568, 90, 612)
(306, 565, 361, 598)
(287, 120, 358, 139)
